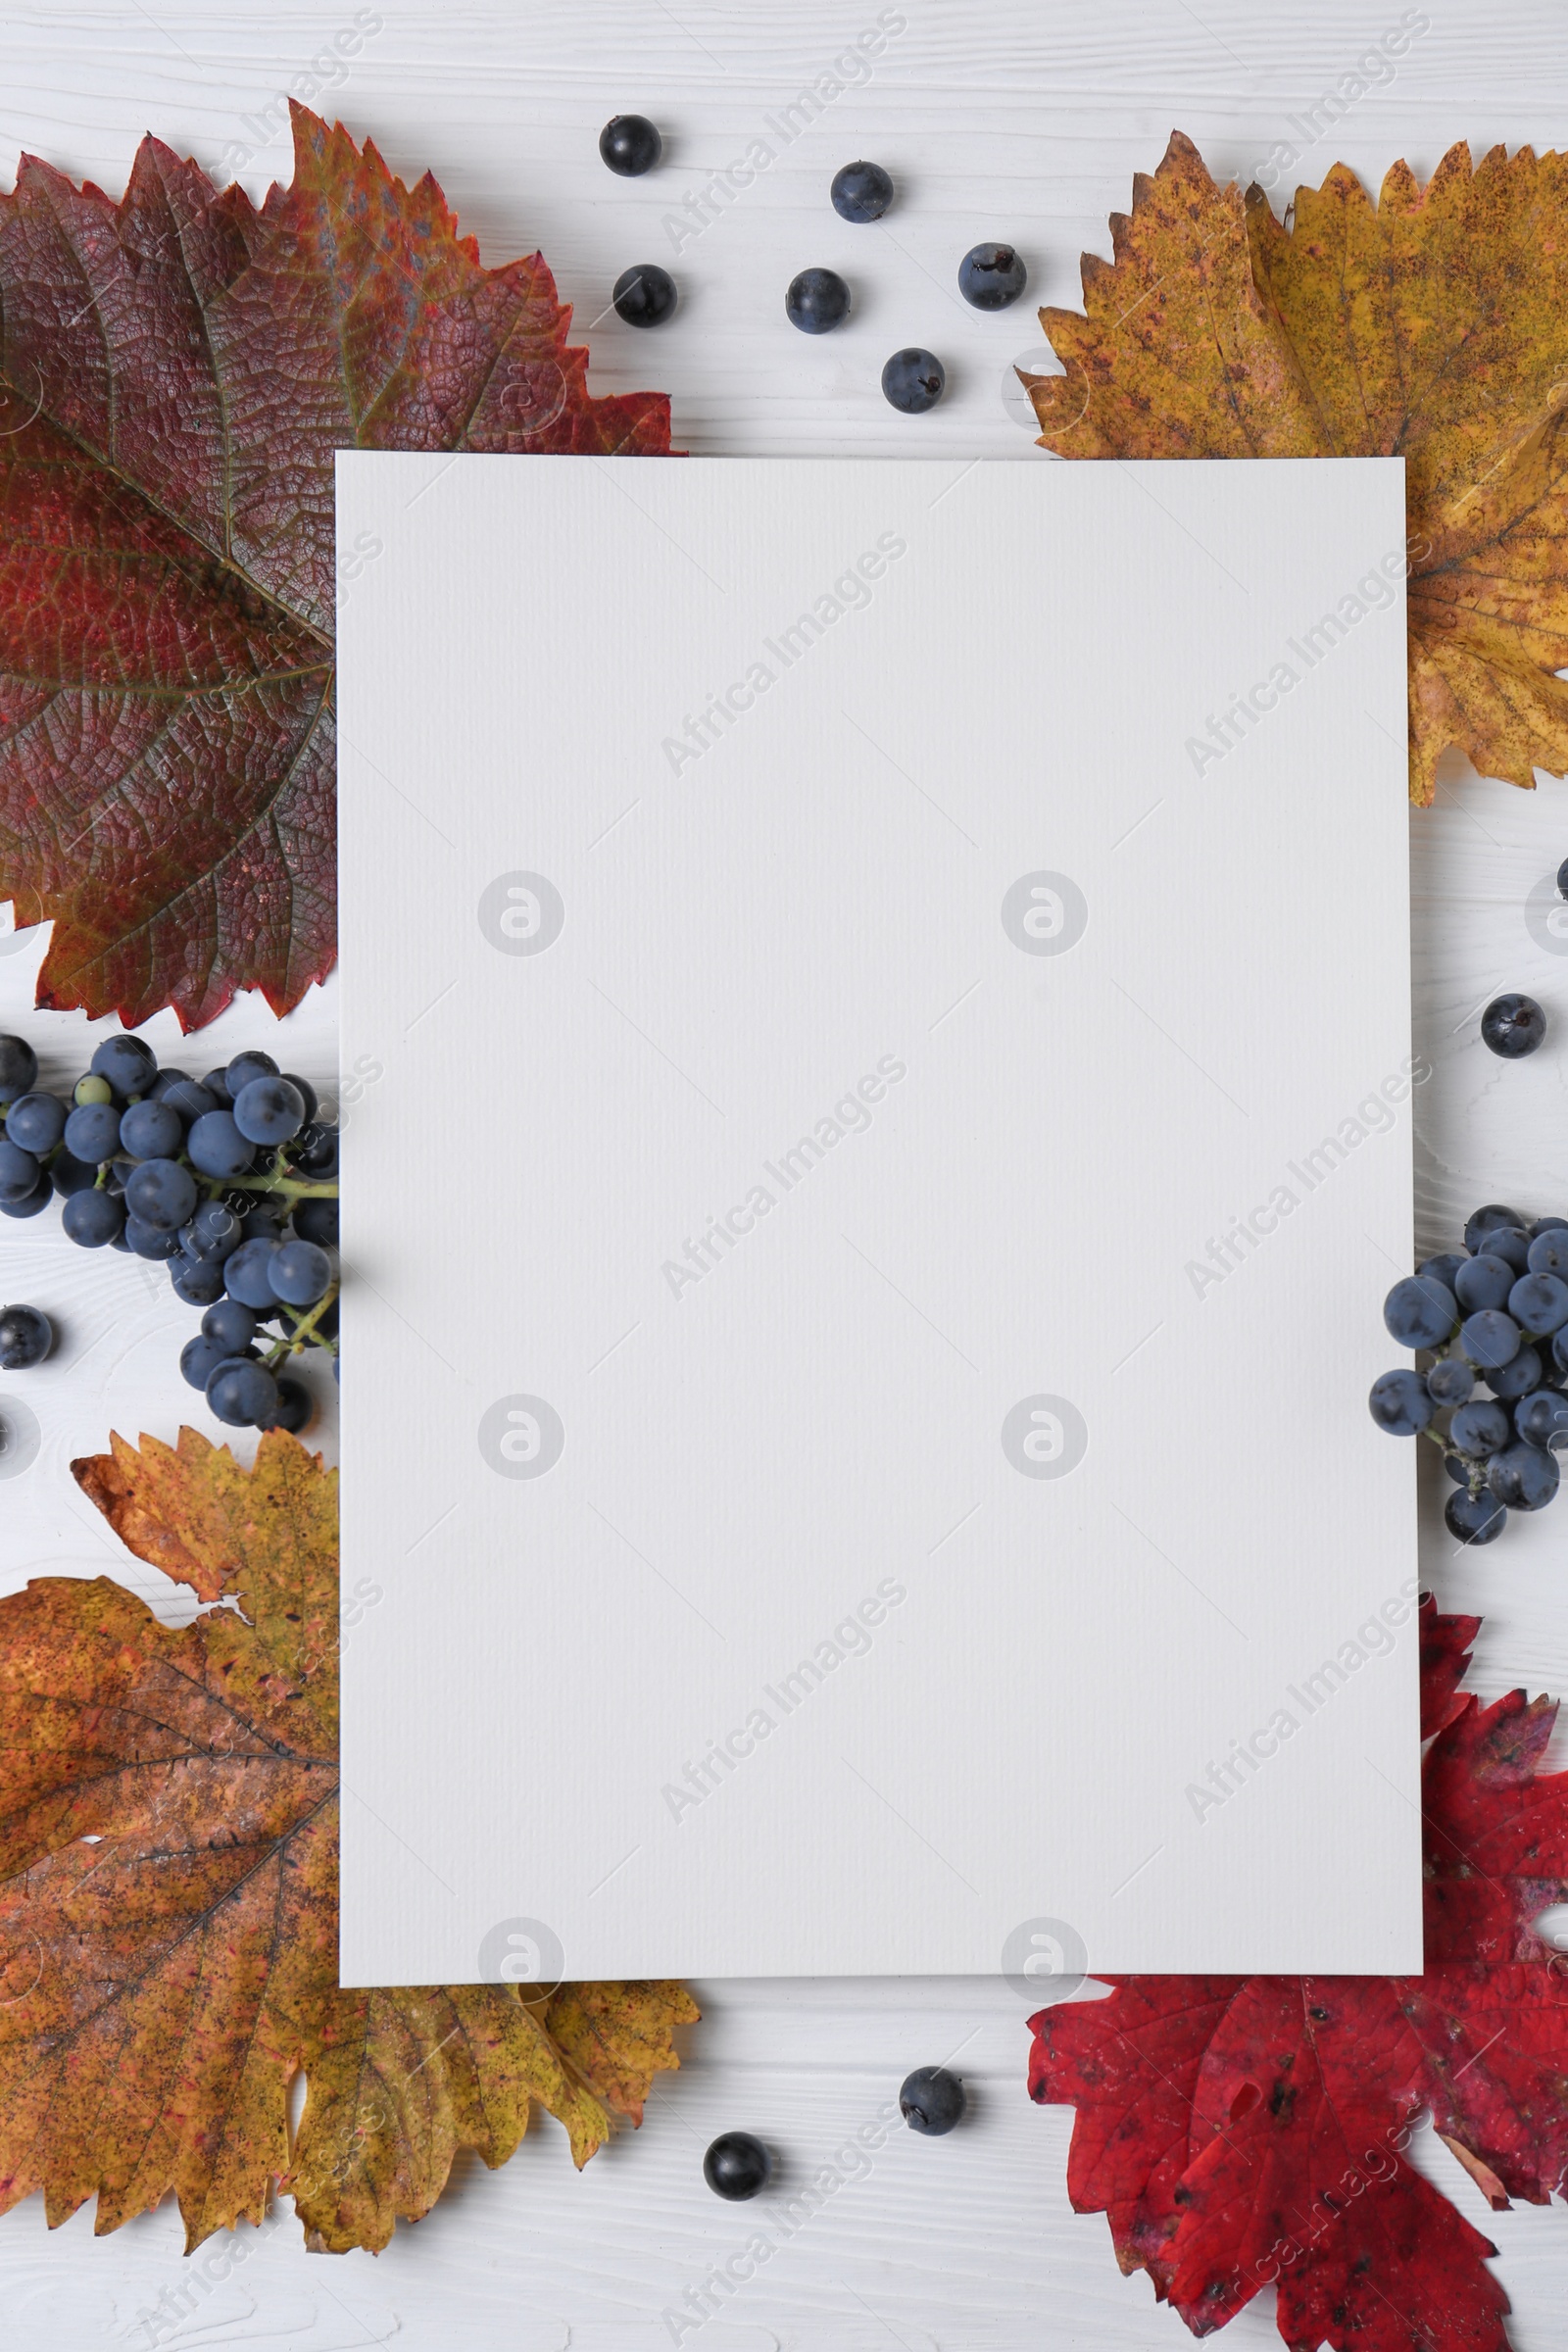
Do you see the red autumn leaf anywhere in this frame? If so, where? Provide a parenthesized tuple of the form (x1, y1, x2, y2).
(1029, 1598, 1568, 2352)
(0, 105, 672, 1031)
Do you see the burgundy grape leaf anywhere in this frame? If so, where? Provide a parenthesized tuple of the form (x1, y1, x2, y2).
(0, 104, 672, 1030)
(1030, 1599, 1568, 2352)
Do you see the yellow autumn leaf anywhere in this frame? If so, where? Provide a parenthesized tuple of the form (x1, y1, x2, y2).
(1027, 130, 1568, 802)
(0, 1428, 695, 2254)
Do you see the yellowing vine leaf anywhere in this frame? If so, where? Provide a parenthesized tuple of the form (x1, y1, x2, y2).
(1026, 131, 1568, 802)
(0, 1428, 695, 2253)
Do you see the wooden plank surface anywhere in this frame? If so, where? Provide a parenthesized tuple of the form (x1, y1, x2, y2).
(0, 4, 1566, 2344)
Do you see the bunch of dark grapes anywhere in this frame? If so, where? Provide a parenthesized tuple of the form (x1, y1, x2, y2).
(1369, 1203, 1568, 1544)
(0, 1031, 337, 1433)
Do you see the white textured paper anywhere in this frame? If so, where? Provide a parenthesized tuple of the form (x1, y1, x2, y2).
(336, 452, 1420, 1986)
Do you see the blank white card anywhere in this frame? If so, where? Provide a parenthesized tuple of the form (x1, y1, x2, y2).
(337, 453, 1421, 1985)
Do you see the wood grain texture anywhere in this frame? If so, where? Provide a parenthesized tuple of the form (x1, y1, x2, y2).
(1, 3, 1567, 2344)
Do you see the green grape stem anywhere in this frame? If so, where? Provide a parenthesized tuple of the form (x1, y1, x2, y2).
(264, 1280, 340, 1368)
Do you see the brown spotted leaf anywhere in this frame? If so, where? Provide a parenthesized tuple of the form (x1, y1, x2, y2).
(0, 105, 672, 1030)
(0, 1428, 693, 2253)
(1027, 130, 1568, 802)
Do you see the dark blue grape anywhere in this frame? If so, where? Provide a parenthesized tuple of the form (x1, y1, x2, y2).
(204, 1298, 258, 1354)
(0, 1304, 51, 1367)
(1383, 1274, 1457, 1348)
(270, 1239, 330, 1305)
(831, 159, 893, 221)
(1489, 1441, 1560, 1509)
(1418, 1252, 1468, 1293)
(899, 2065, 965, 2133)
(201, 1067, 233, 1105)
(1426, 1354, 1474, 1407)
(181, 1200, 242, 1261)
(1510, 1272, 1568, 1335)
(64, 1102, 121, 1164)
(1453, 1256, 1511, 1313)
(785, 267, 851, 332)
(1485, 1345, 1542, 1399)
(4, 1092, 66, 1153)
(240, 1207, 283, 1245)
(233, 1076, 305, 1145)
(1464, 1204, 1523, 1253)
(292, 1124, 339, 1178)
(598, 113, 662, 175)
(0, 1140, 39, 1200)
(124, 1216, 182, 1261)
(1368, 1369, 1433, 1434)
(702, 2132, 770, 2200)
(1, 1178, 51, 1219)
(148, 1067, 190, 1101)
(1481, 1225, 1531, 1274)
(0, 1036, 37, 1102)
(265, 1375, 313, 1435)
(1482, 993, 1546, 1057)
(158, 1076, 216, 1121)
(612, 264, 677, 327)
(119, 1099, 184, 1160)
(187, 1110, 254, 1181)
(293, 1197, 339, 1249)
(1528, 1228, 1568, 1278)
(203, 1300, 258, 1352)
(957, 241, 1026, 309)
(1446, 1486, 1506, 1544)
(882, 347, 945, 412)
(49, 1150, 97, 1199)
(224, 1238, 279, 1308)
(206, 1356, 279, 1428)
(180, 1333, 232, 1391)
(225, 1050, 279, 1096)
(1516, 1390, 1568, 1449)
(1451, 1397, 1512, 1455)
(171, 1254, 226, 1307)
(1444, 1451, 1478, 1485)
(281, 1073, 318, 1124)
(91, 1035, 157, 1096)
(1461, 1309, 1521, 1368)
(62, 1189, 125, 1248)
(125, 1157, 197, 1233)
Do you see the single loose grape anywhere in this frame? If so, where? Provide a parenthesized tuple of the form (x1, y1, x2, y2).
(612, 265, 677, 327)
(831, 159, 893, 221)
(0, 1304, 52, 1368)
(957, 241, 1026, 309)
(785, 267, 852, 333)
(598, 114, 662, 175)
(702, 2132, 770, 2200)
(882, 348, 945, 412)
(899, 2066, 965, 2134)
(1481, 994, 1546, 1057)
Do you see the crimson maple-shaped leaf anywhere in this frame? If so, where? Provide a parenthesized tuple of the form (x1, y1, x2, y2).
(1030, 1599, 1568, 2352)
(0, 105, 672, 1030)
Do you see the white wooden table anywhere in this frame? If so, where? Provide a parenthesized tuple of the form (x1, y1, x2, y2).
(2, 3, 1568, 2344)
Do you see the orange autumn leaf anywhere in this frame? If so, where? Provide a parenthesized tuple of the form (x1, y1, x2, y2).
(1026, 130, 1568, 803)
(0, 1427, 695, 2254)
